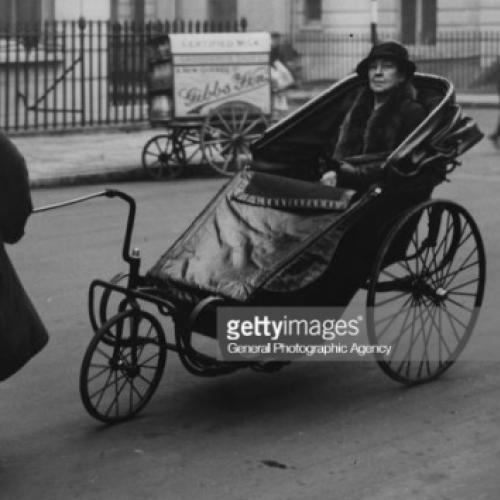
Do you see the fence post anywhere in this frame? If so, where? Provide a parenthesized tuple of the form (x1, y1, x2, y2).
(79, 16, 86, 126)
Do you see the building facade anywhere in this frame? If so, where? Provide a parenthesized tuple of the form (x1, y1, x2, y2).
(284, 0, 500, 83)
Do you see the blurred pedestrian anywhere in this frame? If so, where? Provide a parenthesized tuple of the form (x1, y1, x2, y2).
(473, 56, 500, 148)
(0, 131, 49, 381)
(270, 32, 295, 121)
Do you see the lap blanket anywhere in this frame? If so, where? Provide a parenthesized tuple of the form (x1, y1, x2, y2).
(147, 170, 372, 304)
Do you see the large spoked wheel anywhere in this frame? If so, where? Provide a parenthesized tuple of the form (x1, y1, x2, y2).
(366, 200, 486, 385)
(200, 101, 268, 176)
(80, 309, 167, 423)
(141, 132, 185, 180)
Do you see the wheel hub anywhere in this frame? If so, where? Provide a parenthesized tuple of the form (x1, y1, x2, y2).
(231, 133, 244, 146)
(109, 358, 140, 378)
(158, 152, 170, 163)
(435, 287, 448, 299)
(411, 277, 448, 304)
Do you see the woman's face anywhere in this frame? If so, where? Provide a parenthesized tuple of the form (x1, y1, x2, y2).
(368, 58, 405, 94)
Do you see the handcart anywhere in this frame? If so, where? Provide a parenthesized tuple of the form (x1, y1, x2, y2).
(73, 72, 485, 423)
(142, 32, 272, 179)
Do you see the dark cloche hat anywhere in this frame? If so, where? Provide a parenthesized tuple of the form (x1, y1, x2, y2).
(356, 41, 416, 78)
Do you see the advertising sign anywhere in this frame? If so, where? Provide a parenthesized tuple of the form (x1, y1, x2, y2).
(173, 64, 271, 117)
(169, 32, 271, 118)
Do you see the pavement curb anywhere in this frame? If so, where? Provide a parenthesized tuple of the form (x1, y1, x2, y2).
(30, 167, 146, 189)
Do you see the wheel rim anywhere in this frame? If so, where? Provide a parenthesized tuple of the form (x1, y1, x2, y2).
(200, 102, 268, 176)
(141, 133, 184, 180)
(80, 309, 167, 423)
(367, 201, 486, 385)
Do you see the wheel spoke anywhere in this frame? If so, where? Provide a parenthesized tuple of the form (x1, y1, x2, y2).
(374, 289, 411, 308)
(384, 299, 417, 358)
(448, 290, 477, 297)
(395, 258, 415, 278)
(87, 365, 110, 383)
(442, 247, 478, 290)
(380, 268, 402, 281)
(153, 139, 163, 155)
(103, 371, 126, 418)
(389, 300, 418, 369)
(95, 346, 112, 361)
(446, 277, 480, 294)
(420, 300, 440, 372)
(444, 295, 475, 313)
(441, 304, 467, 342)
(238, 106, 250, 132)
(394, 299, 431, 368)
(241, 117, 265, 136)
(389, 299, 421, 366)
(89, 370, 119, 402)
(215, 111, 232, 134)
(438, 260, 479, 284)
(128, 377, 145, 402)
(427, 211, 455, 280)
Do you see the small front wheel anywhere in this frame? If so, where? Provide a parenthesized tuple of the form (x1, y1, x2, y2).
(80, 309, 167, 423)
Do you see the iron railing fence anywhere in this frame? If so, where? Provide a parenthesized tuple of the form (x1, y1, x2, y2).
(286, 30, 500, 94)
(1, 24, 499, 133)
(0, 18, 248, 132)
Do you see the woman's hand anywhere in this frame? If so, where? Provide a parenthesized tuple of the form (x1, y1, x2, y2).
(320, 170, 337, 187)
(338, 162, 357, 176)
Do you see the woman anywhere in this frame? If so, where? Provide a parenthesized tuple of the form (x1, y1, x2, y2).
(270, 32, 295, 121)
(0, 131, 49, 381)
(321, 41, 426, 190)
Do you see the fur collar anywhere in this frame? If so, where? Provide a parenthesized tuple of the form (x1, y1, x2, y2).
(334, 82, 417, 159)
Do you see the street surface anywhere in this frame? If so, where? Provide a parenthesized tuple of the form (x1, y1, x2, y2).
(1, 107, 500, 499)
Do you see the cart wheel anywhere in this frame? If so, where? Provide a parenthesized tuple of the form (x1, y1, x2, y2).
(80, 309, 167, 423)
(141, 133, 185, 180)
(366, 200, 485, 385)
(200, 101, 268, 176)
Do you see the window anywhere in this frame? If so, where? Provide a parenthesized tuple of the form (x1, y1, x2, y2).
(209, 0, 237, 22)
(111, 0, 145, 23)
(0, 0, 53, 49)
(305, 0, 322, 23)
(0, 0, 43, 25)
(401, 0, 437, 45)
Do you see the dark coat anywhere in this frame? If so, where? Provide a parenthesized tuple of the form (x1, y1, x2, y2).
(0, 131, 33, 243)
(0, 243, 49, 381)
(333, 81, 426, 189)
(0, 132, 48, 381)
